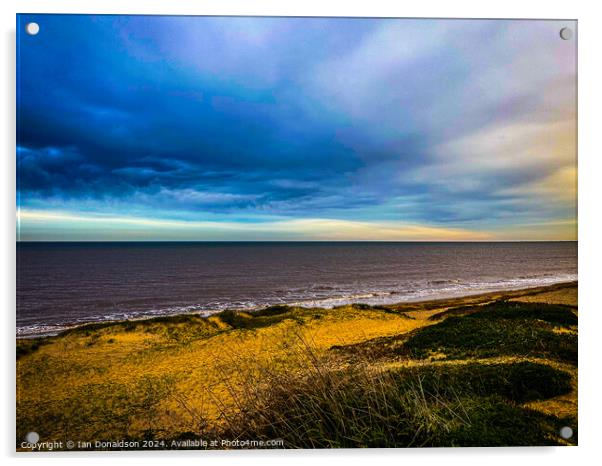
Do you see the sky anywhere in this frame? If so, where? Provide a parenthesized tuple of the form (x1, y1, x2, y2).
(17, 15, 577, 241)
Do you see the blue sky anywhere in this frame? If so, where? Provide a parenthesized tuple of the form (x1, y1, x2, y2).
(17, 15, 577, 240)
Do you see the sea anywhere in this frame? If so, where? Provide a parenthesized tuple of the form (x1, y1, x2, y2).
(16, 241, 577, 337)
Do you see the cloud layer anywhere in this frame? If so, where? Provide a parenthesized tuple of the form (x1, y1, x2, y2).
(17, 16, 577, 240)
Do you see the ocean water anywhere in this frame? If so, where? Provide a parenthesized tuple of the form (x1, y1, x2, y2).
(16, 241, 577, 337)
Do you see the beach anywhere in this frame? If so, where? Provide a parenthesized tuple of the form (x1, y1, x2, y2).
(17, 281, 578, 449)
(16, 241, 577, 337)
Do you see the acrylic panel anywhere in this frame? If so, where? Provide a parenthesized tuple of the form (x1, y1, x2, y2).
(16, 14, 577, 450)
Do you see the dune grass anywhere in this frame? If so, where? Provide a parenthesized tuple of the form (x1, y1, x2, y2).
(405, 302, 577, 364)
(222, 357, 573, 448)
(16, 284, 578, 449)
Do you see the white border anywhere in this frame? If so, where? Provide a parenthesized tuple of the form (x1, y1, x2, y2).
(3, 1, 601, 465)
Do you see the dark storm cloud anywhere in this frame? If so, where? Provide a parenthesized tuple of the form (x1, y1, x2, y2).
(18, 16, 371, 217)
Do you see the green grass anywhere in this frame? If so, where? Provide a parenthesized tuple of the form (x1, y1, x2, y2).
(466, 301, 577, 326)
(215, 306, 326, 330)
(436, 396, 576, 447)
(405, 301, 577, 364)
(214, 309, 298, 330)
(393, 361, 572, 403)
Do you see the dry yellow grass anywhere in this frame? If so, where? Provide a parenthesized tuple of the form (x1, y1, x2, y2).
(17, 306, 425, 439)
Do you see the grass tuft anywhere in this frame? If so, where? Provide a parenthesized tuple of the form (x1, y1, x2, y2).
(220, 342, 574, 448)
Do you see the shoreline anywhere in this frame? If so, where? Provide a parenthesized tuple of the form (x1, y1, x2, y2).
(17, 280, 577, 340)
